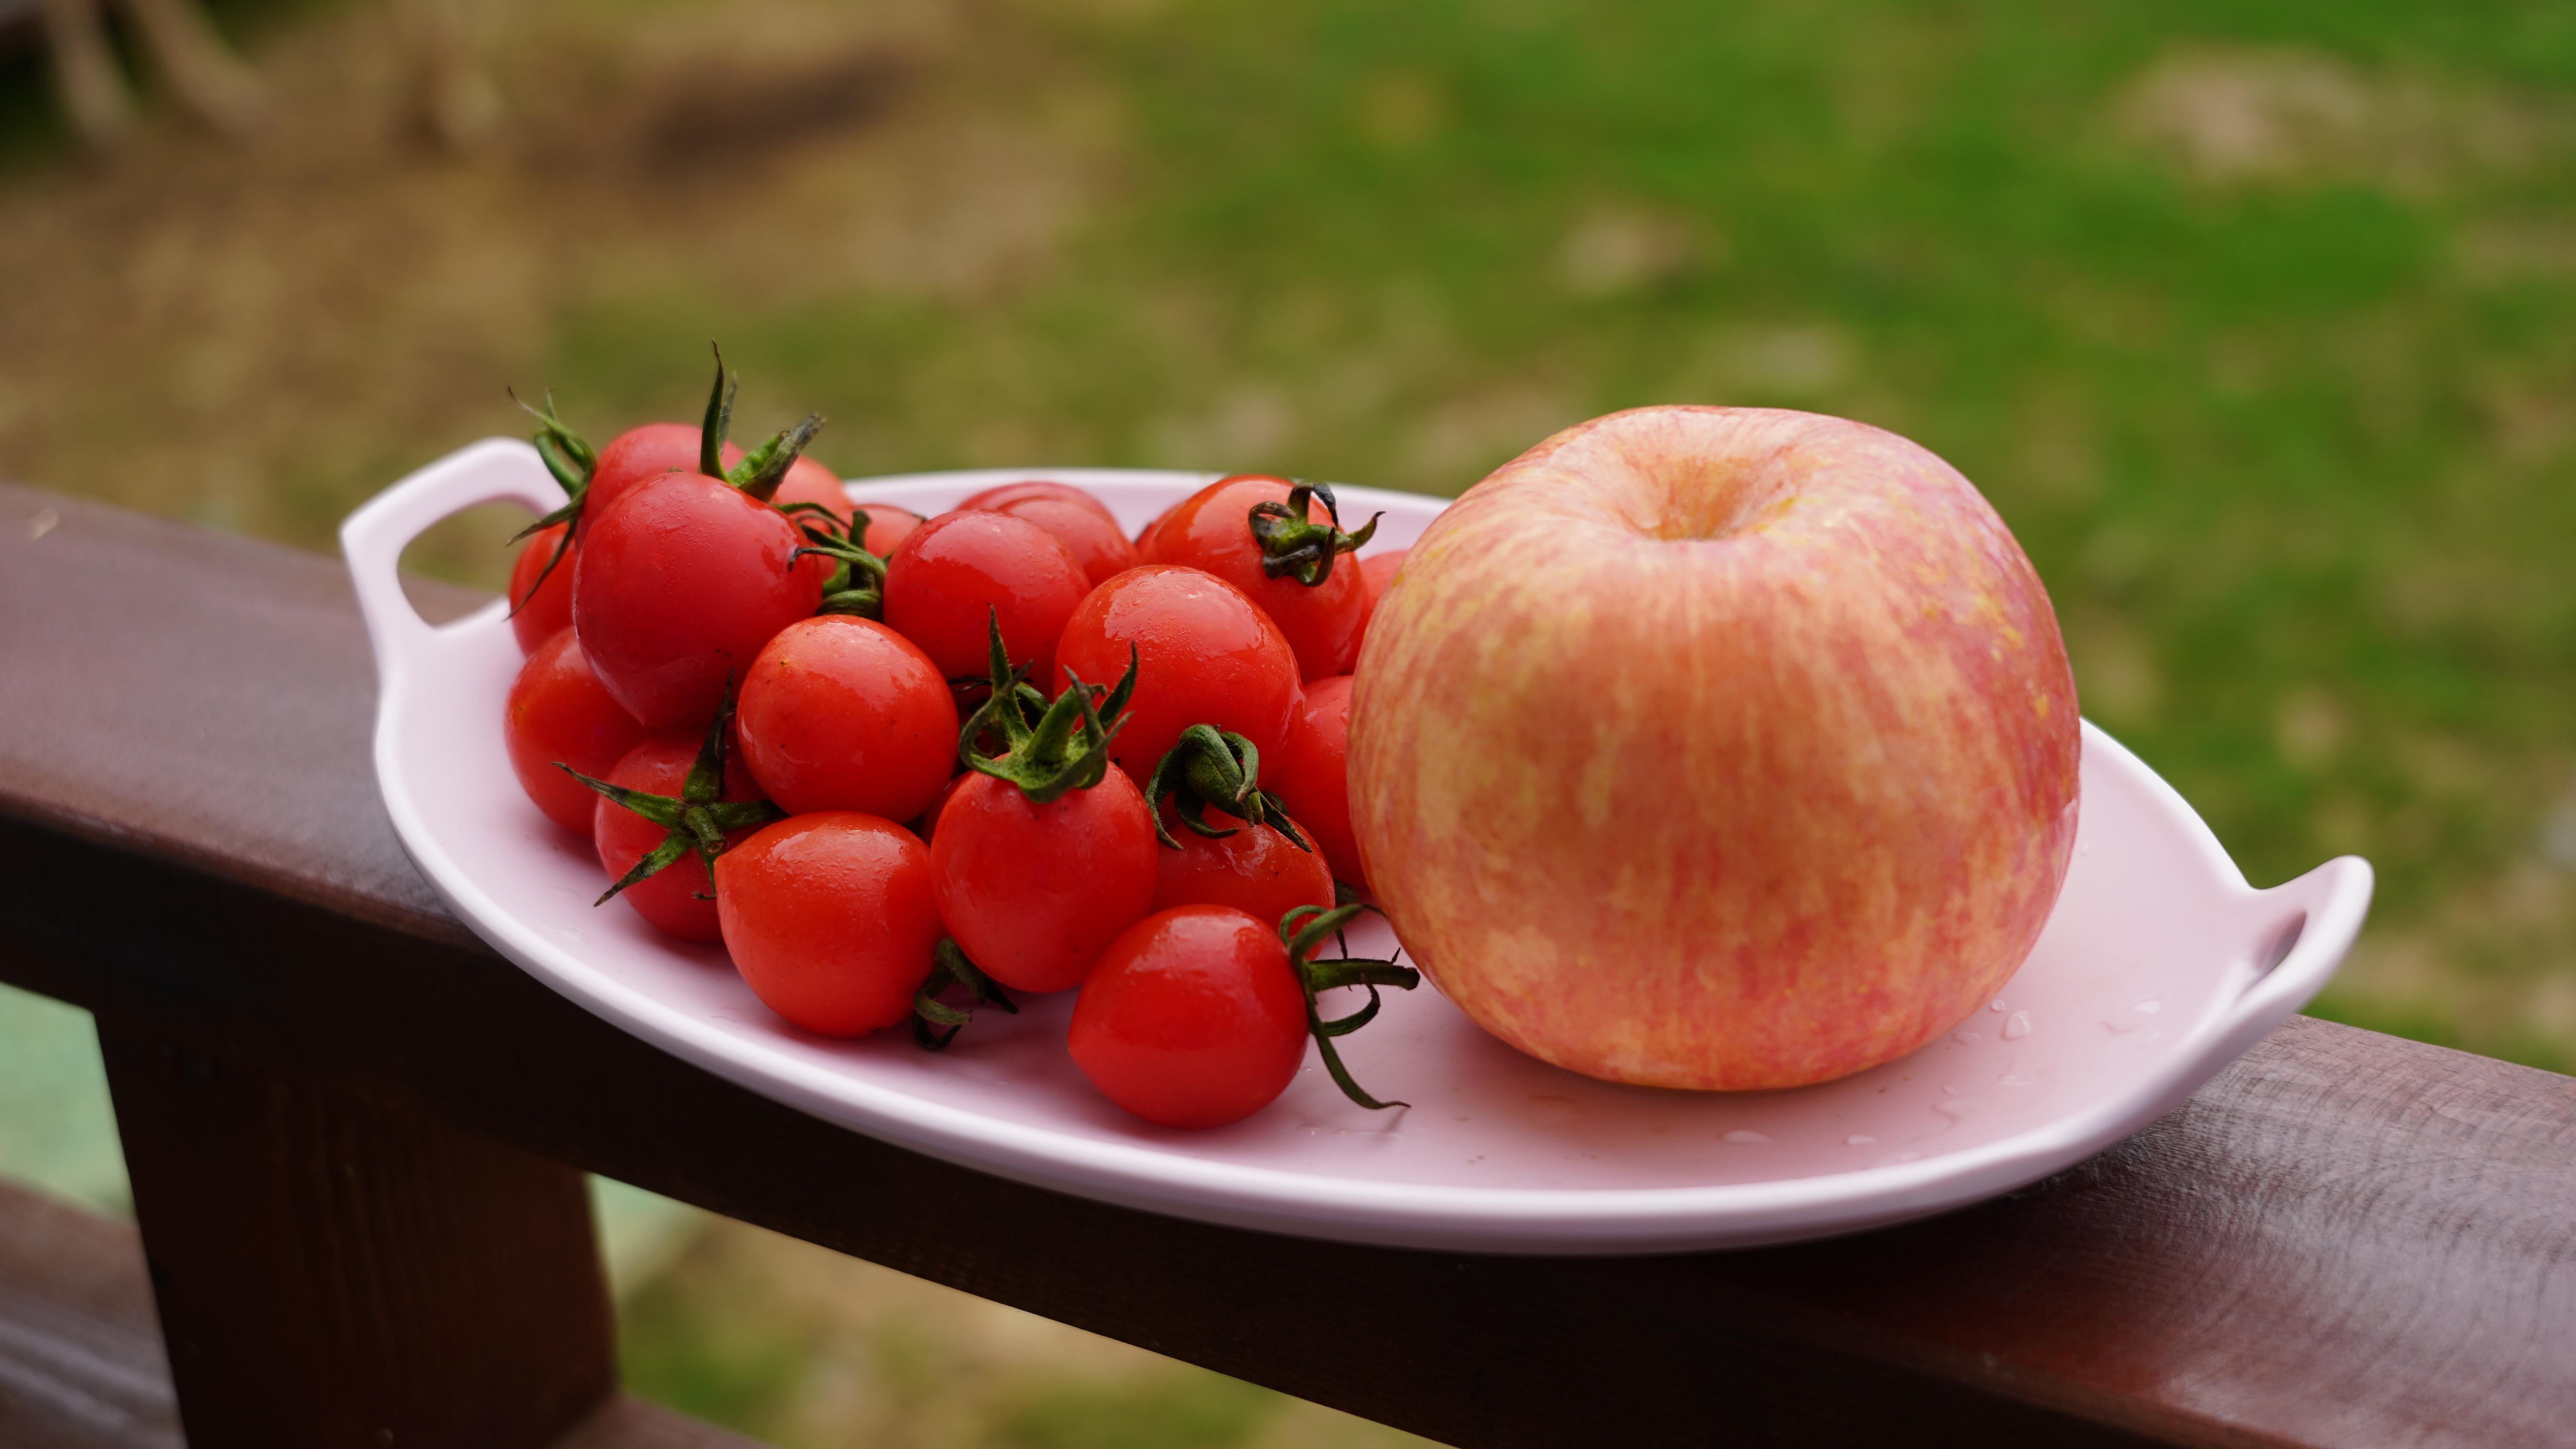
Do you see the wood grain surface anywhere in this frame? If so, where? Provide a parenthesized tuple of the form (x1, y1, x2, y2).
(3, 481, 2571, 1449)
(0, 1178, 753, 1449)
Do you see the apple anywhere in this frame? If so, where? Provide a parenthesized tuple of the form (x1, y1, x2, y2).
(1348, 406, 2079, 1091)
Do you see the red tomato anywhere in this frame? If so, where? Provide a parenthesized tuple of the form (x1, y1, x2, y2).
(914, 770, 971, 841)
(1052, 565, 1300, 784)
(508, 523, 578, 655)
(985, 496, 1139, 588)
(1355, 548, 1405, 652)
(592, 732, 767, 942)
(1359, 548, 1407, 610)
(737, 616, 958, 819)
(1135, 500, 1179, 552)
(504, 628, 648, 834)
(1069, 906, 1308, 1129)
(1151, 801, 1333, 925)
(958, 479, 1118, 526)
(930, 766, 1157, 994)
(716, 812, 942, 1037)
(768, 454, 852, 527)
(1266, 674, 1363, 888)
(1139, 475, 1369, 679)
(882, 511, 1089, 688)
(580, 423, 744, 540)
(572, 471, 823, 730)
(858, 503, 924, 556)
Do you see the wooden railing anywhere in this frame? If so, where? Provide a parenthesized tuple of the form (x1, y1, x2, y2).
(2, 479, 2570, 1449)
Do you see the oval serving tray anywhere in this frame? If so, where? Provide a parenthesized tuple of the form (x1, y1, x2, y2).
(343, 440, 2373, 1255)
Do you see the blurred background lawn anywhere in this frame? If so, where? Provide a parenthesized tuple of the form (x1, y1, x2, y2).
(3, 0, 2573, 1442)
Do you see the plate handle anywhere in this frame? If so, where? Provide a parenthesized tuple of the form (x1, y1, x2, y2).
(339, 439, 563, 686)
(2214, 854, 2376, 1050)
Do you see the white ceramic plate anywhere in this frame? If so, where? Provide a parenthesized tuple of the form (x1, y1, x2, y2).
(344, 440, 2372, 1255)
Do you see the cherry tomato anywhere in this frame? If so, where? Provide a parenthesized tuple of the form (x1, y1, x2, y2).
(1355, 547, 1406, 653)
(1151, 801, 1332, 925)
(1052, 565, 1300, 783)
(508, 523, 578, 654)
(504, 628, 648, 835)
(914, 770, 971, 841)
(580, 423, 744, 540)
(1266, 674, 1363, 889)
(1139, 475, 1368, 679)
(716, 812, 942, 1036)
(768, 454, 852, 527)
(1135, 500, 1179, 552)
(1069, 906, 1308, 1129)
(958, 479, 1118, 527)
(930, 766, 1157, 994)
(1359, 547, 1407, 611)
(983, 495, 1139, 588)
(593, 732, 767, 943)
(882, 511, 1089, 688)
(736, 616, 957, 819)
(857, 503, 923, 556)
(573, 471, 823, 730)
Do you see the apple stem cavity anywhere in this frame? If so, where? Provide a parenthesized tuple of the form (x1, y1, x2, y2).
(911, 937, 1019, 1051)
(1281, 903, 1419, 1110)
(557, 682, 781, 906)
(956, 608, 1139, 804)
(1142, 723, 1309, 852)
(1248, 480, 1379, 587)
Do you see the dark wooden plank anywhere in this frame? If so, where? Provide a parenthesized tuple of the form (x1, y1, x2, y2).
(96, 1020, 619, 1449)
(0, 1172, 755, 1449)
(2, 480, 2572, 1449)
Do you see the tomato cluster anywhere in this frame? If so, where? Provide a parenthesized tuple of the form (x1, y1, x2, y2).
(498, 355, 1416, 1128)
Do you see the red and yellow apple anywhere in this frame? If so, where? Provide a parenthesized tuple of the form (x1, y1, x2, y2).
(1349, 406, 2079, 1090)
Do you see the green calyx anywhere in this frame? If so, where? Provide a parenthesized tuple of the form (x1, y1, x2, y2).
(701, 343, 829, 504)
(956, 609, 1139, 804)
(911, 938, 1018, 1050)
(558, 688, 781, 905)
(1141, 724, 1308, 853)
(1279, 904, 1420, 1111)
(784, 503, 888, 621)
(503, 388, 599, 618)
(1248, 479, 1380, 587)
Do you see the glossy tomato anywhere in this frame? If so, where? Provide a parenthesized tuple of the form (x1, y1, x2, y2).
(572, 471, 823, 730)
(508, 522, 578, 654)
(857, 503, 923, 556)
(1068, 905, 1308, 1129)
(767, 454, 853, 528)
(580, 423, 743, 540)
(1052, 565, 1300, 783)
(1139, 475, 1370, 679)
(716, 812, 942, 1037)
(1151, 801, 1333, 925)
(957, 479, 1118, 526)
(1265, 674, 1363, 888)
(983, 495, 1138, 588)
(930, 765, 1157, 994)
(1355, 547, 1406, 652)
(592, 732, 767, 943)
(504, 628, 647, 834)
(882, 511, 1089, 688)
(736, 616, 957, 819)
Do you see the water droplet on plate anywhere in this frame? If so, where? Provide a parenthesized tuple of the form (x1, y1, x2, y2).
(1721, 1129, 1771, 1145)
(1529, 1094, 1580, 1125)
(1952, 1031, 1981, 1046)
(1998, 1072, 2041, 1088)
(2134, 998, 2161, 1015)
(2003, 1010, 2032, 1040)
(1846, 1134, 1877, 1146)
(1989, 999, 2008, 1012)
